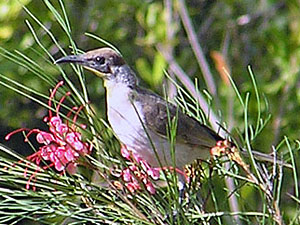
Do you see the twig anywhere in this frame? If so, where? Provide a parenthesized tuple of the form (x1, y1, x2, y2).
(157, 46, 223, 136)
(164, 0, 177, 99)
(211, 140, 284, 225)
(210, 49, 241, 224)
(177, 0, 217, 97)
(224, 162, 242, 225)
(228, 145, 283, 224)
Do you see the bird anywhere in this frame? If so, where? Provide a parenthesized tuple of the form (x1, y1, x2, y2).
(54, 47, 287, 171)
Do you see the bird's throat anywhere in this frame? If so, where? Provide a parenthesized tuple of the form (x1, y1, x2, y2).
(84, 66, 105, 78)
(104, 80, 133, 100)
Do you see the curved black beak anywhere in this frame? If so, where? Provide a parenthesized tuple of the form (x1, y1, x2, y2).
(55, 52, 108, 78)
(54, 54, 85, 65)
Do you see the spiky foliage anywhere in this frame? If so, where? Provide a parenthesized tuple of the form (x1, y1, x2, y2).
(0, 1, 299, 225)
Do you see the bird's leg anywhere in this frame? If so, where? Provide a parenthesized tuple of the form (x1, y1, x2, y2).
(177, 170, 188, 206)
(178, 178, 186, 206)
(166, 179, 186, 224)
(163, 168, 187, 223)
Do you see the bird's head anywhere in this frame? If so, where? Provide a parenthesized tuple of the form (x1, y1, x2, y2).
(55, 47, 137, 87)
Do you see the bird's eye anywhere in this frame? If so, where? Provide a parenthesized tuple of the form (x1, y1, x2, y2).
(95, 56, 105, 64)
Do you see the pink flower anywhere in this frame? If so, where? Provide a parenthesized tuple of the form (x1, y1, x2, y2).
(147, 168, 160, 180)
(145, 180, 156, 195)
(5, 81, 92, 190)
(113, 145, 161, 195)
(122, 168, 132, 182)
(120, 145, 131, 160)
(36, 131, 55, 144)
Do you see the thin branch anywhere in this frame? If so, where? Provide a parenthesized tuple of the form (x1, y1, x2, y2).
(164, 0, 177, 99)
(158, 45, 224, 137)
(177, 0, 217, 97)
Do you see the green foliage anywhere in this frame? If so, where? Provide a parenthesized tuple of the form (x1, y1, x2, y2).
(136, 52, 166, 87)
(0, 0, 300, 224)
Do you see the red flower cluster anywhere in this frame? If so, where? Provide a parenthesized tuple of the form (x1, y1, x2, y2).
(112, 146, 160, 195)
(5, 81, 92, 190)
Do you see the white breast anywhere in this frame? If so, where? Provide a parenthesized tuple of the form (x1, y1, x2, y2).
(105, 82, 146, 148)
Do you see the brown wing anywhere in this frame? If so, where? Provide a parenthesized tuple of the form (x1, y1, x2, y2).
(134, 87, 222, 148)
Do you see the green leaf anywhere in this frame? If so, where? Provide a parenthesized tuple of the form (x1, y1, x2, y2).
(135, 57, 152, 85)
(152, 52, 166, 86)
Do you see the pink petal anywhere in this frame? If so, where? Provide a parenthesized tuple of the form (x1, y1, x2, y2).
(74, 132, 82, 140)
(65, 148, 75, 161)
(56, 123, 68, 135)
(41, 146, 51, 160)
(147, 168, 160, 180)
(55, 147, 68, 164)
(129, 165, 137, 171)
(54, 160, 65, 171)
(126, 183, 136, 193)
(132, 153, 142, 163)
(140, 160, 150, 171)
(65, 132, 75, 143)
(80, 124, 87, 129)
(80, 145, 89, 155)
(122, 169, 132, 182)
(146, 182, 156, 194)
(49, 154, 55, 163)
(50, 116, 62, 128)
(66, 163, 77, 174)
(126, 182, 140, 193)
(36, 132, 54, 144)
(120, 146, 131, 160)
(72, 141, 84, 151)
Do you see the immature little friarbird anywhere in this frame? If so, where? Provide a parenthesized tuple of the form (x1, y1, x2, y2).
(54, 48, 226, 170)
